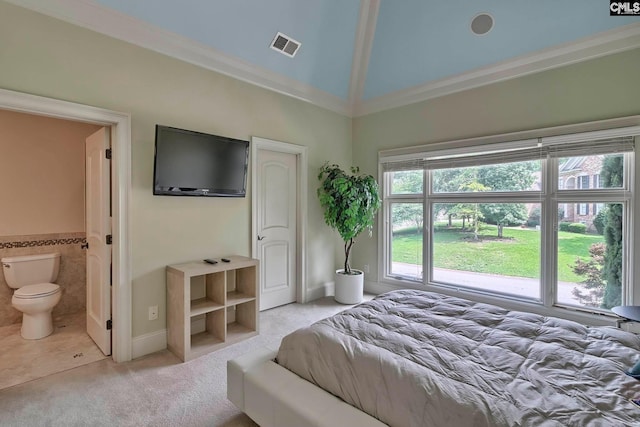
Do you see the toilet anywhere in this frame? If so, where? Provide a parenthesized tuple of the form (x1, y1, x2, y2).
(1, 253, 62, 340)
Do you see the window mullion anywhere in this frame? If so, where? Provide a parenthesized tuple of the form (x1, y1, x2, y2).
(556, 190, 632, 203)
(383, 198, 391, 281)
(424, 169, 431, 286)
(429, 193, 542, 204)
(543, 156, 557, 308)
(623, 200, 632, 305)
(386, 194, 424, 202)
(623, 150, 635, 305)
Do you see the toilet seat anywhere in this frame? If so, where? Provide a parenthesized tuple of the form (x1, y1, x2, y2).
(13, 283, 60, 299)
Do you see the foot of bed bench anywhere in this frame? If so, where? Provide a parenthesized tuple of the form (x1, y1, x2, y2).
(227, 346, 277, 411)
(227, 347, 386, 427)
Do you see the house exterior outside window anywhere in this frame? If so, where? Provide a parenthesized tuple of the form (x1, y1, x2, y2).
(558, 156, 608, 231)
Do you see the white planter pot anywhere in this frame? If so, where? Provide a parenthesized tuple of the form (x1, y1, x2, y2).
(334, 269, 364, 305)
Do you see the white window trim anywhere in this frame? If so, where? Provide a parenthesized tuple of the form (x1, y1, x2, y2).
(379, 121, 640, 165)
(378, 116, 640, 324)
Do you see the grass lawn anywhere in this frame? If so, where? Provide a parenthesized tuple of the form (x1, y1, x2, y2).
(392, 223, 604, 282)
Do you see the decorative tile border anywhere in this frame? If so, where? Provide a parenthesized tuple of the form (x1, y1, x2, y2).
(0, 237, 87, 249)
(0, 233, 87, 250)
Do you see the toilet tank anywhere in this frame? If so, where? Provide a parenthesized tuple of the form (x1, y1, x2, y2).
(1, 253, 61, 289)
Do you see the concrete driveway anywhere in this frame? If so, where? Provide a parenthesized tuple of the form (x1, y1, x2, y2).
(391, 262, 585, 306)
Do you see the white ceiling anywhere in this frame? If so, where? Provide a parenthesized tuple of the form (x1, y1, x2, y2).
(6, 0, 640, 117)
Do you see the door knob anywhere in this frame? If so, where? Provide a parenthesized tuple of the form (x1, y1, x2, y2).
(257, 235, 266, 241)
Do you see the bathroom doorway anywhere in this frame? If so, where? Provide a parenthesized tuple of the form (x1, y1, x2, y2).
(0, 88, 132, 366)
(0, 111, 109, 388)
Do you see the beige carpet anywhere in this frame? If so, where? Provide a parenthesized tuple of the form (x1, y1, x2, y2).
(0, 296, 366, 426)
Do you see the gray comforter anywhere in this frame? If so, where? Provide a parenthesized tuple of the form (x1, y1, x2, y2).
(276, 290, 640, 426)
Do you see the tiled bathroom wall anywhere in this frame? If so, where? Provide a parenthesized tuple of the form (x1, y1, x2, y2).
(0, 232, 86, 327)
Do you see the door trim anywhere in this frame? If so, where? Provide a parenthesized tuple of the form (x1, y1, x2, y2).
(0, 88, 132, 362)
(251, 137, 307, 305)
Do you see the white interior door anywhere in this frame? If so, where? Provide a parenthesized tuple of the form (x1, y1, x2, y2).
(86, 127, 112, 355)
(256, 149, 297, 310)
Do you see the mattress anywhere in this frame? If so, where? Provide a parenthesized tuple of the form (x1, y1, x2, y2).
(276, 290, 640, 427)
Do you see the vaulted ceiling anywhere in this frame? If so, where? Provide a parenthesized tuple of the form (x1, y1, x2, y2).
(7, 0, 640, 116)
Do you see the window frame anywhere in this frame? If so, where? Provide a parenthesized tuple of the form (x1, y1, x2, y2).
(380, 127, 638, 319)
(383, 170, 426, 282)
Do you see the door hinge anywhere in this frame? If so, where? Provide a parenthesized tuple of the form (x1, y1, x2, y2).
(105, 148, 112, 159)
(106, 235, 112, 245)
(106, 319, 112, 330)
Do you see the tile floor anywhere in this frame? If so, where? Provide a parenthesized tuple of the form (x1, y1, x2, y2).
(0, 311, 107, 390)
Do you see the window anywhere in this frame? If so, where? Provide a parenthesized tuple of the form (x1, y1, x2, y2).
(390, 170, 423, 195)
(578, 175, 590, 189)
(431, 202, 542, 299)
(381, 131, 636, 316)
(558, 202, 625, 309)
(390, 201, 423, 280)
(577, 203, 589, 216)
(593, 203, 604, 215)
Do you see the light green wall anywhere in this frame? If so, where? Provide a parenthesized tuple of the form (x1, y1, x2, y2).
(0, 3, 351, 337)
(352, 48, 640, 283)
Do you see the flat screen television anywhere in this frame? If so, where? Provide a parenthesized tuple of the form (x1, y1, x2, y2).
(153, 125, 249, 197)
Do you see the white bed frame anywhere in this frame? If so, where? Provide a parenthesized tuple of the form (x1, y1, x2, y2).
(227, 347, 386, 427)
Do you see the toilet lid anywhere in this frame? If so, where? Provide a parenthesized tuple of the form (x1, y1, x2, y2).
(14, 283, 60, 298)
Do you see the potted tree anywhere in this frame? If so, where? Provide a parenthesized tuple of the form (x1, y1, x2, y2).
(317, 163, 381, 304)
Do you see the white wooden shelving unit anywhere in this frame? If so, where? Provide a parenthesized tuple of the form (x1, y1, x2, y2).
(166, 256, 259, 362)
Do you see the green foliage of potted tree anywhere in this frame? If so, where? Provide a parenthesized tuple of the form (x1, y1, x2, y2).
(317, 163, 381, 304)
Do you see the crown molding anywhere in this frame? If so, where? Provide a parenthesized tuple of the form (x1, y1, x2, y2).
(8, 0, 640, 119)
(347, 0, 379, 112)
(5, 0, 351, 116)
(355, 23, 640, 117)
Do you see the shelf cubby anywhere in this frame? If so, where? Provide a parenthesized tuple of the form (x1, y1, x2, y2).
(167, 256, 259, 362)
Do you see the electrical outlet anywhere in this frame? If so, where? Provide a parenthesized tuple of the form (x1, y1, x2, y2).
(363, 264, 370, 274)
(148, 305, 158, 321)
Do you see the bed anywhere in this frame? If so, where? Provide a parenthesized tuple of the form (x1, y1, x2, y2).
(228, 289, 640, 426)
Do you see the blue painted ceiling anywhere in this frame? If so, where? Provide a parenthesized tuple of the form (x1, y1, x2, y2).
(94, 0, 361, 100)
(366, 0, 640, 100)
(21, 0, 640, 114)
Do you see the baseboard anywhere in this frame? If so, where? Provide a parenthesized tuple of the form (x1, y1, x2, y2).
(364, 280, 394, 295)
(305, 281, 335, 302)
(131, 329, 167, 359)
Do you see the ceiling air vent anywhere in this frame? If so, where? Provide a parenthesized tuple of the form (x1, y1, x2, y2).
(270, 32, 301, 58)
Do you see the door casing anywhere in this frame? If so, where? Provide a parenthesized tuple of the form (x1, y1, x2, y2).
(0, 88, 132, 362)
